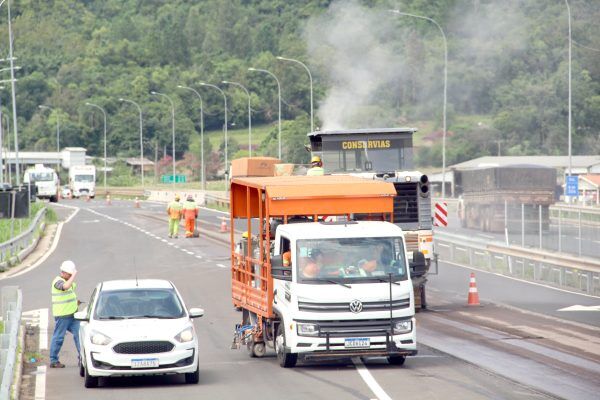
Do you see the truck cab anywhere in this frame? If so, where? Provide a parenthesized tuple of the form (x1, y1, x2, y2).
(271, 221, 416, 366)
(69, 165, 96, 198)
(23, 164, 59, 202)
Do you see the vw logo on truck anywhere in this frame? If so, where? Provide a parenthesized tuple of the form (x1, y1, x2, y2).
(349, 299, 363, 314)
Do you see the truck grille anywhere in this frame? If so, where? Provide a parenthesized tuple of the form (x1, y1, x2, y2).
(298, 298, 410, 313)
(393, 183, 419, 223)
(296, 318, 411, 338)
(113, 341, 174, 354)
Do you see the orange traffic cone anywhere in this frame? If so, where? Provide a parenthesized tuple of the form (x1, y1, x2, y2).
(467, 272, 480, 306)
(134, 197, 140, 208)
(220, 218, 229, 233)
(106, 194, 112, 206)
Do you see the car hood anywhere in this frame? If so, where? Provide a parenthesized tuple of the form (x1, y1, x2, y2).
(89, 318, 192, 341)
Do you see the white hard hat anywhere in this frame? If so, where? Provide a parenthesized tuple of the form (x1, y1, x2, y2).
(60, 260, 76, 274)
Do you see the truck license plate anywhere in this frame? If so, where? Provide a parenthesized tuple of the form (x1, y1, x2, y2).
(131, 358, 159, 368)
(345, 338, 370, 348)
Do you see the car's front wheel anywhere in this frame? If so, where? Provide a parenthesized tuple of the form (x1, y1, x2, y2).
(83, 359, 98, 388)
(184, 361, 199, 384)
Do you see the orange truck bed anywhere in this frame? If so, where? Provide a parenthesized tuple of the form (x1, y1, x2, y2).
(230, 175, 396, 319)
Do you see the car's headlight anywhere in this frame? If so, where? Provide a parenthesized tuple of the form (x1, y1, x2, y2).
(296, 322, 319, 337)
(90, 330, 112, 345)
(175, 327, 195, 343)
(393, 320, 412, 334)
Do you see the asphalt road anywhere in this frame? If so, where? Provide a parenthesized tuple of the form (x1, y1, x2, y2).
(3, 198, 599, 399)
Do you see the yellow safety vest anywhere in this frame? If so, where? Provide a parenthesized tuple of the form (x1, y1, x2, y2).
(51, 276, 78, 317)
(307, 166, 325, 176)
(167, 201, 183, 219)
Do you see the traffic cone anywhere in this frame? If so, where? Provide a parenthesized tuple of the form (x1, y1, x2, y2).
(106, 194, 112, 206)
(467, 272, 480, 306)
(220, 218, 229, 233)
(134, 197, 140, 208)
(86, 194, 91, 202)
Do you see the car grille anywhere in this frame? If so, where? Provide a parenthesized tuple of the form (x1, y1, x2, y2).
(296, 318, 411, 338)
(298, 298, 410, 313)
(113, 341, 174, 354)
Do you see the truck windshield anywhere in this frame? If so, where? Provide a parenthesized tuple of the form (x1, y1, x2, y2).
(296, 237, 407, 284)
(321, 137, 412, 173)
(74, 174, 94, 182)
(30, 172, 54, 182)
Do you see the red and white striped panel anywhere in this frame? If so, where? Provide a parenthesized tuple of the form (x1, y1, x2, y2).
(434, 202, 448, 227)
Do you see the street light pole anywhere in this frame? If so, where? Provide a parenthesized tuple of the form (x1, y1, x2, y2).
(199, 83, 228, 174)
(177, 85, 205, 190)
(222, 80, 252, 157)
(565, 0, 572, 180)
(390, 10, 447, 200)
(7, 0, 20, 185)
(277, 56, 314, 132)
(151, 91, 176, 189)
(248, 68, 282, 160)
(119, 98, 144, 189)
(85, 102, 107, 192)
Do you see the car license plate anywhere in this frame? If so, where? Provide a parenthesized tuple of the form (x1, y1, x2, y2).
(344, 338, 370, 348)
(131, 358, 159, 368)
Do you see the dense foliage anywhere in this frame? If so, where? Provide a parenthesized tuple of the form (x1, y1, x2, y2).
(0, 0, 597, 174)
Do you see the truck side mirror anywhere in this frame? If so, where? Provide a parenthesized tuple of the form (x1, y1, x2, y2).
(270, 255, 292, 281)
(409, 251, 428, 277)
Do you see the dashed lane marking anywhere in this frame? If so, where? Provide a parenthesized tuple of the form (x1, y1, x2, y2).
(217, 264, 228, 269)
(352, 357, 392, 400)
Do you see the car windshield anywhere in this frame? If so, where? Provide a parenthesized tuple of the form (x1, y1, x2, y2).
(296, 237, 407, 284)
(30, 172, 54, 181)
(74, 174, 94, 182)
(94, 288, 185, 320)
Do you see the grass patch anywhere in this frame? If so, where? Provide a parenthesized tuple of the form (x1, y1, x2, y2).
(0, 202, 46, 243)
(189, 123, 275, 153)
(0, 320, 3, 333)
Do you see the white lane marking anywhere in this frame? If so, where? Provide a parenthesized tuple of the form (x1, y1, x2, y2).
(216, 264, 228, 269)
(477, 234, 495, 239)
(161, 239, 168, 242)
(34, 365, 46, 400)
(352, 357, 392, 400)
(168, 242, 174, 246)
(557, 305, 600, 312)
(441, 259, 600, 299)
(196, 255, 203, 259)
(80, 219, 100, 223)
(186, 251, 194, 255)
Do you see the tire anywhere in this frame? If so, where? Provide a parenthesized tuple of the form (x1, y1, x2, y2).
(79, 356, 84, 377)
(248, 340, 266, 358)
(387, 355, 406, 366)
(275, 324, 297, 368)
(83, 362, 98, 388)
(50, 195, 58, 203)
(184, 360, 200, 384)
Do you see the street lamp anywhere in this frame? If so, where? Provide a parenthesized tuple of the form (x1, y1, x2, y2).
(38, 105, 60, 158)
(389, 10, 448, 200)
(199, 82, 229, 174)
(85, 102, 107, 192)
(222, 80, 252, 157)
(119, 98, 145, 189)
(565, 0, 572, 181)
(6, 0, 20, 184)
(177, 85, 205, 190)
(151, 91, 176, 189)
(248, 67, 282, 160)
(277, 56, 314, 132)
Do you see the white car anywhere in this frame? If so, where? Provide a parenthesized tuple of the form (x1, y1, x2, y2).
(61, 186, 72, 199)
(75, 279, 204, 388)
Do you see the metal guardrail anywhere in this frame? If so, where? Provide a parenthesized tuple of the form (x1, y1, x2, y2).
(0, 208, 47, 270)
(95, 187, 146, 197)
(434, 230, 600, 296)
(0, 286, 23, 400)
(204, 193, 230, 209)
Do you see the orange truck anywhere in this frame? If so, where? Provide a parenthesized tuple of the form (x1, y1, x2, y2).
(230, 175, 418, 367)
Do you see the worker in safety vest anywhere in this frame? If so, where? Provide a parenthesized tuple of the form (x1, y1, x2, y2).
(49, 260, 81, 368)
(306, 156, 324, 176)
(183, 194, 199, 238)
(167, 194, 183, 238)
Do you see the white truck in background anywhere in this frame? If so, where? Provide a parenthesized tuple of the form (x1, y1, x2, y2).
(23, 164, 59, 202)
(69, 165, 96, 198)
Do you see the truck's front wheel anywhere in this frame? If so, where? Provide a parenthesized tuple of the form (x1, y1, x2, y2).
(387, 355, 406, 366)
(275, 324, 297, 368)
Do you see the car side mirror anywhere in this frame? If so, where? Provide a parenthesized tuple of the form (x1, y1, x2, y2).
(271, 255, 283, 268)
(409, 251, 427, 277)
(74, 311, 88, 321)
(189, 308, 204, 318)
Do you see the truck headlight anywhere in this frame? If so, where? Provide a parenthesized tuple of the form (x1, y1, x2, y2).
(175, 327, 195, 343)
(393, 321, 412, 334)
(296, 323, 319, 337)
(90, 330, 112, 346)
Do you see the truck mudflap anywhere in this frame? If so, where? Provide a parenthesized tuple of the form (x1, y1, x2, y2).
(300, 332, 417, 360)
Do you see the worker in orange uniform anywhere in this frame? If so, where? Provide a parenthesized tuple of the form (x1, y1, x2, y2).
(183, 194, 199, 238)
(167, 195, 182, 238)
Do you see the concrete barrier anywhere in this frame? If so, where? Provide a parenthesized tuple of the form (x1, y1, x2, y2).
(147, 190, 206, 205)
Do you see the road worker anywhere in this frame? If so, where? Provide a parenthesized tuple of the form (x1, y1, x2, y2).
(282, 251, 291, 267)
(306, 155, 324, 176)
(183, 194, 199, 238)
(167, 194, 183, 238)
(49, 260, 81, 368)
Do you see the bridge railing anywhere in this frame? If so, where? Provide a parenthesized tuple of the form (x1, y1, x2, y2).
(434, 230, 600, 296)
(0, 207, 46, 271)
(0, 286, 23, 400)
